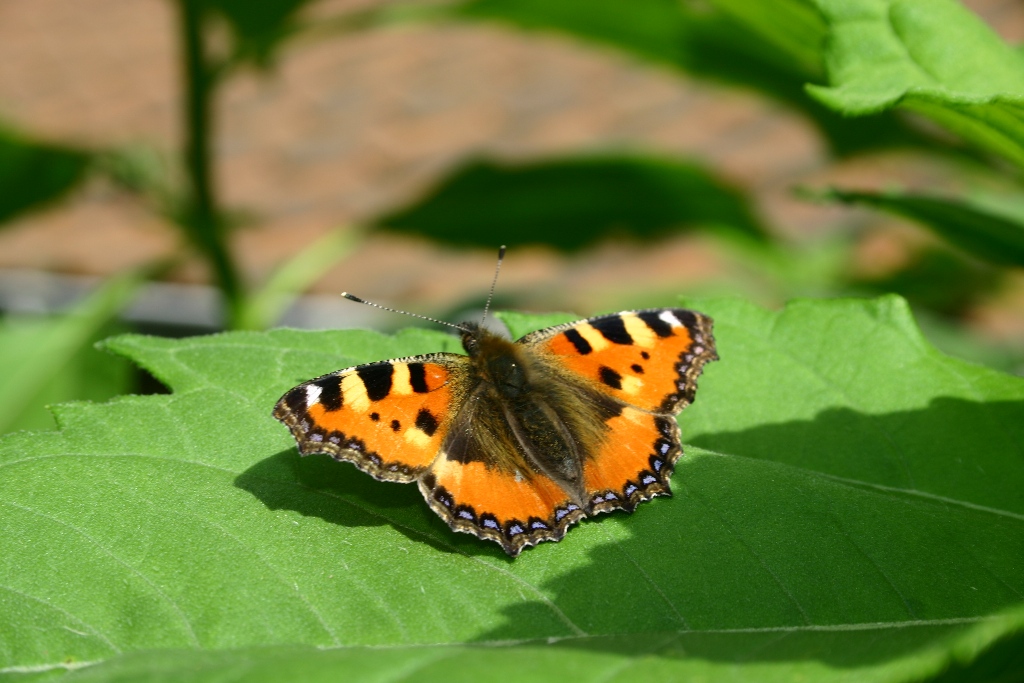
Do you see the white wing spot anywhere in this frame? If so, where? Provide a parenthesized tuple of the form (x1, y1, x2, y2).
(305, 383, 322, 407)
(659, 310, 683, 327)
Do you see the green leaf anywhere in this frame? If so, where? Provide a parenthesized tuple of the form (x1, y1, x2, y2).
(448, 0, 922, 154)
(814, 188, 1024, 268)
(35, 607, 1024, 682)
(0, 127, 90, 225)
(374, 155, 769, 250)
(0, 271, 144, 435)
(454, 0, 689, 65)
(1, 297, 1022, 681)
(0, 317, 132, 434)
(203, 0, 316, 66)
(806, 0, 1024, 166)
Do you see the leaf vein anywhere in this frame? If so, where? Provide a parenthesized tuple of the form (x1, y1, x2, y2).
(1, 500, 202, 647)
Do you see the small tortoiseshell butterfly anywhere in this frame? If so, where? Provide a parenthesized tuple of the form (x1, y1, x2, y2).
(273, 248, 717, 556)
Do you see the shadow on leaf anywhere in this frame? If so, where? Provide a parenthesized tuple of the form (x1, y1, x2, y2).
(234, 448, 512, 560)
(470, 397, 1024, 667)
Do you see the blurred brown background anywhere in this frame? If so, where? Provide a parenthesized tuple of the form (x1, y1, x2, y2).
(1, 0, 1023, 341)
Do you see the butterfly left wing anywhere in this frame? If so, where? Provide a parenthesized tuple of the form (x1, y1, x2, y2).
(519, 308, 717, 514)
(273, 354, 470, 482)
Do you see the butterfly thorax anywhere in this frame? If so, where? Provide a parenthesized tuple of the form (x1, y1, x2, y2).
(459, 323, 587, 502)
(460, 323, 528, 394)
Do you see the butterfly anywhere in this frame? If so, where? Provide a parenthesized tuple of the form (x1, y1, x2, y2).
(273, 250, 717, 557)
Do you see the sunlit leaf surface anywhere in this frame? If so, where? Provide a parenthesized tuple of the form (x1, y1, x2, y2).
(1, 298, 1022, 682)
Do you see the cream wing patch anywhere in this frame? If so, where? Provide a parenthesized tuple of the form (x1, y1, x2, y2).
(340, 371, 371, 413)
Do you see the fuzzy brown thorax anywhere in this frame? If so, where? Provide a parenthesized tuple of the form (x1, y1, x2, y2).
(458, 322, 586, 501)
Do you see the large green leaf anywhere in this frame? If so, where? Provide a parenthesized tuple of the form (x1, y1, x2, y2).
(816, 188, 1024, 269)
(1, 297, 1022, 681)
(0, 127, 89, 225)
(806, 0, 1024, 167)
(374, 155, 769, 249)
(35, 608, 1024, 683)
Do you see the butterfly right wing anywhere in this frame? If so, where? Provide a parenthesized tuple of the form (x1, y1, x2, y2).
(273, 353, 471, 483)
(519, 308, 717, 415)
(518, 308, 716, 516)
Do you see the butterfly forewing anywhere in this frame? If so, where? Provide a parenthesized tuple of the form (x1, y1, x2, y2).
(521, 308, 717, 415)
(273, 354, 470, 482)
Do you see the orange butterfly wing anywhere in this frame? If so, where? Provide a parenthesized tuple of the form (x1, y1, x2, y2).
(273, 354, 469, 482)
(417, 387, 588, 557)
(274, 308, 716, 557)
(522, 308, 716, 414)
(522, 308, 717, 513)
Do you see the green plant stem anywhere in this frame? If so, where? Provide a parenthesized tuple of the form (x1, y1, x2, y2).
(179, 0, 244, 328)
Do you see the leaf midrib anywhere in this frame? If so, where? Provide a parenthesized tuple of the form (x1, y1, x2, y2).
(0, 613, 1001, 678)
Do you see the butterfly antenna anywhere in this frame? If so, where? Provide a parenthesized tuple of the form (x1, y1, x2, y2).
(480, 244, 507, 326)
(341, 293, 469, 332)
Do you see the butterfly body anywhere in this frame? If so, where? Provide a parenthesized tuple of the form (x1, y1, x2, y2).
(274, 308, 717, 556)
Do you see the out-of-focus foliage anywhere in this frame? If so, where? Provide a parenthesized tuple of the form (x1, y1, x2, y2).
(238, 227, 361, 330)
(850, 245, 1000, 317)
(0, 126, 90, 225)
(819, 189, 1024, 268)
(449, 0, 922, 154)
(204, 0, 318, 66)
(0, 271, 143, 434)
(375, 155, 769, 250)
(0, 318, 132, 433)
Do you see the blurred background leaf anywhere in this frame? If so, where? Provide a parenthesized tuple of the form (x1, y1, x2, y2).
(0, 317, 132, 433)
(204, 0, 319, 67)
(375, 154, 770, 250)
(815, 188, 1024, 268)
(849, 244, 1000, 317)
(0, 125, 90, 225)
(0, 270, 144, 435)
(238, 226, 362, 330)
(807, 0, 1024, 167)
(448, 0, 926, 155)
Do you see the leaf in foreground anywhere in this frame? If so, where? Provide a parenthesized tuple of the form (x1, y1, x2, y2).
(0, 297, 1022, 682)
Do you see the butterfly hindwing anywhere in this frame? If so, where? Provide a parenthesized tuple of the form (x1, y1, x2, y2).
(273, 354, 470, 482)
(521, 308, 717, 415)
(583, 407, 681, 514)
(419, 388, 587, 557)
